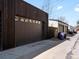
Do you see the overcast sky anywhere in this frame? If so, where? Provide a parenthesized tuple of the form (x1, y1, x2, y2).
(24, 0, 79, 26)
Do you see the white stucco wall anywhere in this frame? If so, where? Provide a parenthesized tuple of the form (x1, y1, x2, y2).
(48, 20, 58, 28)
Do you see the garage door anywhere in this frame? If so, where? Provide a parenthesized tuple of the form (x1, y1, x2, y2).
(15, 16, 42, 46)
(59, 24, 64, 32)
(0, 11, 2, 50)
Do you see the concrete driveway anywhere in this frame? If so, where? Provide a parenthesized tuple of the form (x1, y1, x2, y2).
(0, 34, 78, 59)
(33, 34, 79, 59)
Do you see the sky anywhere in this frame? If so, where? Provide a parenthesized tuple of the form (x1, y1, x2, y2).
(24, 0, 79, 26)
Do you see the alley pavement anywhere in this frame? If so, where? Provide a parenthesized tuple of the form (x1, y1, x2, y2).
(0, 34, 79, 59)
(66, 34, 79, 59)
(0, 38, 65, 59)
(33, 34, 79, 59)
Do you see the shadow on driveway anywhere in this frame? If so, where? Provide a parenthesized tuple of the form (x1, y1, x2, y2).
(18, 38, 67, 59)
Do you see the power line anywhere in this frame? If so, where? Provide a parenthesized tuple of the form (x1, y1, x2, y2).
(49, 0, 65, 19)
(42, 0, 65, 19)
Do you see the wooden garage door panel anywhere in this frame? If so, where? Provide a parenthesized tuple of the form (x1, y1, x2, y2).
(15, 21, 42, 46)
(0, 11, 2, 50)
(15, 21, 25, 42)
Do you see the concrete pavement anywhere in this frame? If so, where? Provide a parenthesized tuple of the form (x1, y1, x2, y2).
(0, 34, 79, 59)
(33, 34, 79, 59)
(0, 38, 64, 59)
(66, 35, 79, 59)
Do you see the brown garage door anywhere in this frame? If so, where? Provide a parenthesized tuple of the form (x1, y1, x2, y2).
(0, 11, 2, 50)
(15, 17, 42, 46)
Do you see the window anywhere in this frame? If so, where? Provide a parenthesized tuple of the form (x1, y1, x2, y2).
(20, 17, 25, 22)
(35, 21, 41, 24)
(29, 19, 32, 23)
(33, 20, 36, 23)
(15, 16, 41, 24)
(38, 21, 41, 24)
(15, 16, 19, 21)
(35, 21, 38, 24)
(25, 19, 28, 22)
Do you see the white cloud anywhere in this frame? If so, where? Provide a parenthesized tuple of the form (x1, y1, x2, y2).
(57, 6, 63, 10)
(74, 4, 79, 12)
(75, 7, 79, 12)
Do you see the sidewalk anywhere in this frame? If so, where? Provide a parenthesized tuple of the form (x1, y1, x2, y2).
(0, 37, 65, 59)
(66, 35, 79, 59)
(33, 34, 79, 59)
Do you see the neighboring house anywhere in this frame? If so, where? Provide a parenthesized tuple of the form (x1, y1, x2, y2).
(48, 19, 68, 37)
(0, 0, 48, 51)
(74, 25, 79, 33)
(68, 25, 74, 32)
(48, 20, 58, 38)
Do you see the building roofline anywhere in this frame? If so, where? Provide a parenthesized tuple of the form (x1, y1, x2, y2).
(22, 0, 48, 14)
(49, 19, 68, 25)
